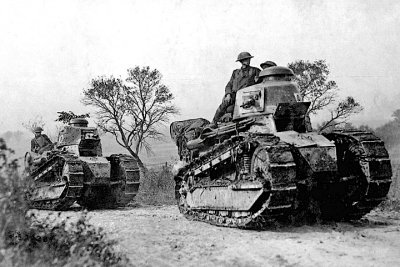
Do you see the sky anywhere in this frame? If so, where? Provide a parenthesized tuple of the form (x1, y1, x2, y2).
(1, 0, 400, 134)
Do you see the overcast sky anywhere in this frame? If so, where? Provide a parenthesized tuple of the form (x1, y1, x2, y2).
(1, 0, 399, 132)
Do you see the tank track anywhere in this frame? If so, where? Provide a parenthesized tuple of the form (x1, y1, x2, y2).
(76, 154, 141, 209)
(176, 130, 392, 228)
(29, 154, 84, 210)
(176, 136, 298, 229)
(324, 130, 392, 219)
(115, 154, 141, 206)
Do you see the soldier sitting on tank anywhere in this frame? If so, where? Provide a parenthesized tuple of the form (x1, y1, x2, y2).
(31, 127, 53, 155)
(212, 52, 261, 124)
(25, 127, 54, 171)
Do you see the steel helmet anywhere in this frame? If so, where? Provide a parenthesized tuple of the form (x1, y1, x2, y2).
(236, 52, 254, 62)
(33, 127, 43, 133)
(260, 60, 277, 69)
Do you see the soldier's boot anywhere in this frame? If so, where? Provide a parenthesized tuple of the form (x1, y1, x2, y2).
(212, 101, 232, 124)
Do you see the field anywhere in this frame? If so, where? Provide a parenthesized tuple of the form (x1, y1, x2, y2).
(31, 205, 400, 267)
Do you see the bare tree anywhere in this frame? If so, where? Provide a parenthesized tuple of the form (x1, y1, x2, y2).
(22, 116, 61, 142)
(22, 116, 45, 133)
(288, 60, 363, 132)
(288, 60, 338, 116)
(317, 97, 363, 133)
(82, 66, 179, 170)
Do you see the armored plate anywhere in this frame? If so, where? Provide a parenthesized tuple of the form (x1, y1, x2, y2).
(186, 182, 265, 211)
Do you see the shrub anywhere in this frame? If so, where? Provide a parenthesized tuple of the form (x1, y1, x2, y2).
(389, 162, 400, 200)
(380, 161, 400, 211)
(3, 212, 131, 266)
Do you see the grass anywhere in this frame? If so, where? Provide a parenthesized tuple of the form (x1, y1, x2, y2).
(382, 161, 400, 211)
(389, 162, 400, 199)
(136, 164, 176, 206)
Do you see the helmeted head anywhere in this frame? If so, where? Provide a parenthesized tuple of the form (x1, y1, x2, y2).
(33, 126, 43, 137)
(34, 127, 43, 133)
(236, 52, 253, 66)
(260, 60, 277, 69)
(258, 66, 294, 82)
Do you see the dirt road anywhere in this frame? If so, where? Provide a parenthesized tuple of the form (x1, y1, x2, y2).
(55, 205, 398, 267)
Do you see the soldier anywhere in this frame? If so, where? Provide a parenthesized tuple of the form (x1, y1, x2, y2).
(212, 52, 261, 123)
(255, 61, 277, 83)
(260, 60, 277, 69)
(31, 127, 53, 154)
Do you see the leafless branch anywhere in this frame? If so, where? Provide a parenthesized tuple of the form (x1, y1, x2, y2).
(82, 66, 179, 167)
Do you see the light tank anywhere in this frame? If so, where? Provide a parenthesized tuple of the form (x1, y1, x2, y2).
(170, 66, 392, 228)
(25, 118, 141, 210)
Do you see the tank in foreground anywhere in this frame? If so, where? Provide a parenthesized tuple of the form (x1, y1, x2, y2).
(25, 118, 141, 210)
(170, 66, 392, 229)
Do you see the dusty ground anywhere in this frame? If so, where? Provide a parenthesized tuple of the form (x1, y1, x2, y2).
(43, 205, 400, 267)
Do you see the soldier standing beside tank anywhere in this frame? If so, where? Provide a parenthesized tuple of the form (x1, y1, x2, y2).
(212, 52, 261, 123)
(31, 127, 53, 154)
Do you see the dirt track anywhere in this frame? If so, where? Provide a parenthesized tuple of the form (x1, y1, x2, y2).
(56, 205, 400, 267)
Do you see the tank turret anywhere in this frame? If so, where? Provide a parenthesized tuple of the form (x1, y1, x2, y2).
(69, 118, 89, 127)
(57, 118, 102, 156)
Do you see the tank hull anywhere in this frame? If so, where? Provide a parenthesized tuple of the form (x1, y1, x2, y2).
(174, 130, 392, 229)
(27, 153, 141, 210)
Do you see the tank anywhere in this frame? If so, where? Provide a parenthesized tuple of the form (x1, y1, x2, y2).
(24, 118, 141, 210)
(170, 66, 392, 229)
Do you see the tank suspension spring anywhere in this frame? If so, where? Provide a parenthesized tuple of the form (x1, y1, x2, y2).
(241, 154, 251, 174)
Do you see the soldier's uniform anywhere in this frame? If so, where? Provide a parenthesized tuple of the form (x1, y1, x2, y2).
(213, 53, 260, 123)
(224, 66, 261, 98)
(31, 129, 52, 154)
